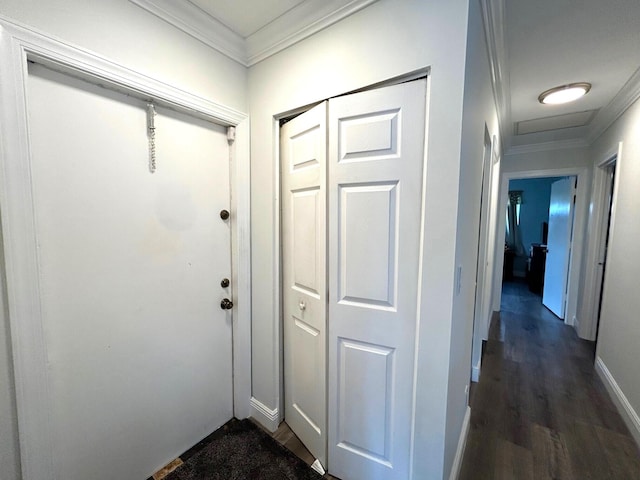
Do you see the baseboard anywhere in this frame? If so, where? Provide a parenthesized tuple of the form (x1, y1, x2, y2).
(595, 357, 640, 446)
(249, 397, 280, 432)
(449, 406, 471, 480)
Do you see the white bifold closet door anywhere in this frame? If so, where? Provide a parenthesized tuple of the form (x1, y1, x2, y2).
(282, 79, 427, 480)
(26, 63, 233, 480)
(281, 102, 329, 468)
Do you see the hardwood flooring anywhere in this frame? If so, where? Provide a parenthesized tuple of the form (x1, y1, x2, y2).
(459, 280, 640, 479)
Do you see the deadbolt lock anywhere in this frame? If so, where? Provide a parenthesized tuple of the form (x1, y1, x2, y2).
(221, 278, 230, 288)
(220, 298, 233, 310)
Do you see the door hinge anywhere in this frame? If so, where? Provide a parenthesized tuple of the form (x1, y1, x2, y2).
(227, 126, 236, 144)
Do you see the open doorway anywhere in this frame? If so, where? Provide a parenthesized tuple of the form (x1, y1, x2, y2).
(595, 163, 615, 340)
(503, 176, 576, 318)
(592, 158, 617, 342)
(493, 165, 589, 332)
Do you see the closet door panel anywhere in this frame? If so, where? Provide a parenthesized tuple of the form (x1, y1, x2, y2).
(281, 102, 328, 468)
(328, 80, 427, 480)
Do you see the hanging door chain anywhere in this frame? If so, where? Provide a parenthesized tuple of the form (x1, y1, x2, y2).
(147, 103, 157, 173)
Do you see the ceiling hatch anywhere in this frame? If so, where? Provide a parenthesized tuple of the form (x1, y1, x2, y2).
(515, 110, 598, 136)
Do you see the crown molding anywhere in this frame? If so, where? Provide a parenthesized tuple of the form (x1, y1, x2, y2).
(587, 66, 640, 144)
(129, 0, 379, 67)
(246, 0, 379, 66)
(479, 0, 511, 153)
(129, 0, 246, 64)
(505, 138, 589, 156)
(506, 67, 640, 155)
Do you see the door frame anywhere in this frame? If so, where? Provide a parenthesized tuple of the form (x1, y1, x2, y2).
(578, 143, 623, 340)
(492, 166, 590, 327)
(470, 127, 497, 382)
(0, 18, 251, 479)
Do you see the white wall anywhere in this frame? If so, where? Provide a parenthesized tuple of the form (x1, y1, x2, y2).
(448, 0, 500, 475)
(502, 147, 591, 173)
(0, 1, 247, 478)
(0, 0, 246, 111)
(247, 0, 471, 477)
(590, 97, 640, 444)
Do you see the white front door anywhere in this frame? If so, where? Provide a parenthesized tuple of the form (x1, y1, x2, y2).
(543, 177, 576, 319)
(281, 102, 328, 467)
(328, 80, 426, 480)
(27, 63, 233, 480)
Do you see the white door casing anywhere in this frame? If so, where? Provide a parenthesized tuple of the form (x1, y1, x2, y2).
(26, 63, 234, 480)
(543, 177, 576, 319)
(281, 102, 328, 467)
(327, 80, 427, 480)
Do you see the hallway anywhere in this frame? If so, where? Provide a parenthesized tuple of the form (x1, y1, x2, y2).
(459, 281, 640, 479)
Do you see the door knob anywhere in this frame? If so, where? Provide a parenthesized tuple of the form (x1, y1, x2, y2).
(299, 300, 306, 311)
(220, 209, 230, 220)
(220, 298, 233, 310)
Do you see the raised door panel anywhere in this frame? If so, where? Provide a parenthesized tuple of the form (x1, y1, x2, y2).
(337, 339, 394, 467)
(328, 80, 427, 480)
(292, 188, 321, 298)
(339, 183, 398, 309)
(281, 102, 328, 467)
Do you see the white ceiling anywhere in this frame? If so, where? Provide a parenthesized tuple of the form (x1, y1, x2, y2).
(188, 0, 306, 38)
(502, 0, 640, 151)
(132, 0, 640, 152)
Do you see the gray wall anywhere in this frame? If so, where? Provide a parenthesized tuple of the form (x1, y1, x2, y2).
(590, 95, 640, 445)
(448, 0, 501, 475)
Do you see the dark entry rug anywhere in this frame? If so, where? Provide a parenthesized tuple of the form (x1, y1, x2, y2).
(163, 418, 324, 480)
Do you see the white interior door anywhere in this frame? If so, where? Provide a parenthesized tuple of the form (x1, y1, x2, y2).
(281, 102, 328, 467)
(328, 80, 426, 480)
(470, 132, 493, 381)
(543, 177, 576, 319)
(26, 63, 233, 480)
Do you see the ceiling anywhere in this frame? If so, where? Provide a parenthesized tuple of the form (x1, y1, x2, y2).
(187, 0, 307, 38)
(131, 0, 640, 153)
(489, 0, 640, 153)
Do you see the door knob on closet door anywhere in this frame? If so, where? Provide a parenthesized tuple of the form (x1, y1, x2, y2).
(220, 298, 233, 310)
(220, 209, 230, 220)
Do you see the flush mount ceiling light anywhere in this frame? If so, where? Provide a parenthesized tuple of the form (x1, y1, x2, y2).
(538, 82, 592, 105)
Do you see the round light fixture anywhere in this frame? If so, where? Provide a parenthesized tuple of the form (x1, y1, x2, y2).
(538, 82, 591, 105)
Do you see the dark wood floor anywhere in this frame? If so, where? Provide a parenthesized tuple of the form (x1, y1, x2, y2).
(459, 280, 640, 479)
